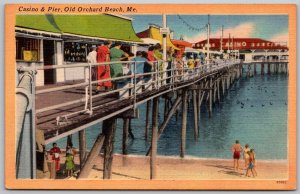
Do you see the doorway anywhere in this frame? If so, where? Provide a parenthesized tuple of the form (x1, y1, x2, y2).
(43, 40, 56, 84)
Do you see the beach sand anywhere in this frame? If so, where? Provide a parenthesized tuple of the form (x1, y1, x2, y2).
(56, 154, 288, 180)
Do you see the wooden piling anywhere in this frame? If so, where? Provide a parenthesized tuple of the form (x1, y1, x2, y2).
(122, 118, 129, 155)
(150, 97, 159, 179)
(128, 119, 134, 139)
(66, 135, 72, 150)
(217, 79, 220, 103)
(268, 63, 271, 74)
(164, 98, 168, 119)
(78, 133, 105, 179)
(103, 117, 117, 179)
(180, 89, 188, 158)
(79, 130, 86, 169)
(209, 79, 213, 118)
(222, 78, 225, 95)
(146, 96, 182, 156)
(50, 160, 56, 179)
(254, 64, 257, 75)
(192, 90, 198, 140)
(261, 63, 264, 75)
(144, 100, 151, 140)
(213, 81, 217, 103)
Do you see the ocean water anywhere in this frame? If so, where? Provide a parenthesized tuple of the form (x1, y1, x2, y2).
(51, 69, 288, 160)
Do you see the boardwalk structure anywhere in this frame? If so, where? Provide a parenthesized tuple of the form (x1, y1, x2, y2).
(15, 57, 289, 179)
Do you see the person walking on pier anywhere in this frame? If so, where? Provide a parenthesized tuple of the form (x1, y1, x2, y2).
(143, 51, 154, 81)
(231, 140, 242, 171)
(110, 42, 129, 89)
(97, 41, 112, 92)
(49, 143, 61, 172)
(86, 45, 97, 82)
(131, 51, 147, 77)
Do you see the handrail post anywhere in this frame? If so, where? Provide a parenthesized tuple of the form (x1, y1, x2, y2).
(89, 63, 93, 115)
(156, 61, 159, 89)
(133, 61, 137, 113)
(84, 66, 89, 110)
(16, 68, 36, 179)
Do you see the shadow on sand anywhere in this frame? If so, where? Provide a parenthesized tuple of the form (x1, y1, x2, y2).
(204, 164, 245, 177)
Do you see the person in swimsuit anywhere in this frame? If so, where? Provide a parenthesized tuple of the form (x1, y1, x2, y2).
(231, 140, 242, 171)
(243, 144, 250, 168)
(245, 149, 257, 177)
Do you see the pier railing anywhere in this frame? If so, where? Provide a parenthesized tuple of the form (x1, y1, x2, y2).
(18, 59, 241, 125)
(243, 59, 289, 64)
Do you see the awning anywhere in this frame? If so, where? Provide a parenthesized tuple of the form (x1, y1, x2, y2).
(141, 38, 160, 45)
(171, 39, 193, 48)
(149, 27, 180, 50)
(16, 14, 142, 43)
(137, 26, 180, 50)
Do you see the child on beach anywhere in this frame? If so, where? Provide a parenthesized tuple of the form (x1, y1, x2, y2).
(65, 153, 75, 177)
(245, 149, 257, 177)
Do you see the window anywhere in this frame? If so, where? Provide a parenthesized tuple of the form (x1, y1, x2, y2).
(16, 37, 41, 61)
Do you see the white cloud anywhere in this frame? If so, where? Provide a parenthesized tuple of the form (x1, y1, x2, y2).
(186, 22, 256, 43)
(270, 32, 289, 45)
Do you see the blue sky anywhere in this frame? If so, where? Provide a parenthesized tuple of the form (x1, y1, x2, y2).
(128, 15, 288, 43)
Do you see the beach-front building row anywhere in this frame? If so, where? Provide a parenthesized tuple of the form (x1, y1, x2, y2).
(15, 14, 142, 86)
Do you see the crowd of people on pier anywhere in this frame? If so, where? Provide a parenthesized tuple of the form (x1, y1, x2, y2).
(86, 41, 209, 93)
(231, 140, 258, 177)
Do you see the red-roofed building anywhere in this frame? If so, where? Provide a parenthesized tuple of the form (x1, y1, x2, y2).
(194, 38, 288, 50)
(193, 38, 288, 61)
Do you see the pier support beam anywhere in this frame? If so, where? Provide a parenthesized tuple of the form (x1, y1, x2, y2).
(217, 79, 220, 103)
(180, 89, 188, 158)
(192, 90, 198, 140)
(150, 97, 159, 179)
(122, 118, 129, 155)
(209, 78, 213, 118)
(254, 64, 257, 75)
(261, 63, 265, 75)
(222, 78, 225, 95)
(78, 133, 105, 179)
(144, 100, 151, 140)
(268, 63, 271, 75)
(103, 117, 117, 179)
(79, 130, 86, 170)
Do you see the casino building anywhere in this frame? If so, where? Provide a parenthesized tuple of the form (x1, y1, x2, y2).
(193, 38, 288, 62)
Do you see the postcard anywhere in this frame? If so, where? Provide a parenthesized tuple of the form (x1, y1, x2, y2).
(5, 4, 296, 190)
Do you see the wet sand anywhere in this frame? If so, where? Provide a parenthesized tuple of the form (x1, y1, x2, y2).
(57, 154, 288, 180)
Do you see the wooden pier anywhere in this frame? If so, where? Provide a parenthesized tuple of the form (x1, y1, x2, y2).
(16, 59, 288, 180)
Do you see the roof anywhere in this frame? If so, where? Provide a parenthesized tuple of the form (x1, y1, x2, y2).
(137, 26, 180, 50)
(16, 14, 142, 43)
(171, 39, 193, 48)
(194, 38, 288, 50)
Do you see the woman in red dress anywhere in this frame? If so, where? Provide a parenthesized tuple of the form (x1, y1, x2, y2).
(49, 143, 61, 172)
(97, 41, 112, 91)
